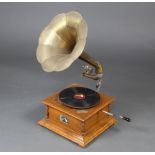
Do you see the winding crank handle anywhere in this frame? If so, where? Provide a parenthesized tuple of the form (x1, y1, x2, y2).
(119, 115, 131, 122)
(102, 110, 131, 122)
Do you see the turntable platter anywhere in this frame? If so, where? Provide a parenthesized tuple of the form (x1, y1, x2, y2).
(59, 87, 100, 109)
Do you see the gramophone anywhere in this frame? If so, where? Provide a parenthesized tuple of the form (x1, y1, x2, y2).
(36, 11, 130, 147)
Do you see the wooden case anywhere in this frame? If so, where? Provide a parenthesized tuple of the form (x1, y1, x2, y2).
(38, 90, 117, 147)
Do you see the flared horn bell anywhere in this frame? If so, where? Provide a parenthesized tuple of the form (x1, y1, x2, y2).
(36, 11, 88, 72)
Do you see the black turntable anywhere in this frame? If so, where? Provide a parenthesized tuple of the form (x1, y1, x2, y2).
(59, 86, 100, 109)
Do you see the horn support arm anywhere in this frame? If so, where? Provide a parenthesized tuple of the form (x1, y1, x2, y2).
(79, 51, 103, 80)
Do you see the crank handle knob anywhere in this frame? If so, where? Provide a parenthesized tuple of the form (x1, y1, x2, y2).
(120, 116, 131, 122)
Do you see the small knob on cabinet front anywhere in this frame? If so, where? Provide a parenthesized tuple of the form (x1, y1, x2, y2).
(59, 115, 69, 124)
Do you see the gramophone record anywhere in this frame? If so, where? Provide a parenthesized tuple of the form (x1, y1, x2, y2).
(59, 87, 100, 109)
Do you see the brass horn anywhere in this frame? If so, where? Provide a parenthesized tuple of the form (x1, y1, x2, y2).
(36, 11, 103, 80)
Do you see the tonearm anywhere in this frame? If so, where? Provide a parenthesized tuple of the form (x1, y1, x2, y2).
(80, 51, 103, 91)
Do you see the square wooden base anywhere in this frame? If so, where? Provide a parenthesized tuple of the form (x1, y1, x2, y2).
(38, 85, 117, 147)
(38, 116, 116, 147)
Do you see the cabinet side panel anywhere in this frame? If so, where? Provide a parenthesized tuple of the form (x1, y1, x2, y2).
(85, 114, 98, 131)
(98, 106, 109, 121)
(48, 107, 83, 134)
